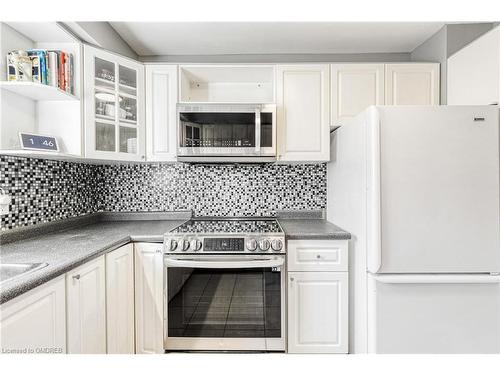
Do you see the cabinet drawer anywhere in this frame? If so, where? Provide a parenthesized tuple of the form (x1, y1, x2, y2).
(287, 240, 348, 272)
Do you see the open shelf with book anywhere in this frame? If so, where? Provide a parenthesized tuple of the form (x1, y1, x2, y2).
(0, 22, 83, 158)
(0, 81, 78, 101)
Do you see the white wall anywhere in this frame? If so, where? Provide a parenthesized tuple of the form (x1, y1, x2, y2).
(0, 23, 37, 148)
(410, 22, 495, 104)
(0, 23, 33, 81)
(447, 23, 496, 56)
(63, 22, 137, 60)
(410, 26, 447, 104)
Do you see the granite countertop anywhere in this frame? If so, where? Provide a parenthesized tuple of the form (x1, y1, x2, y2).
(0, 211, 350, 304)
(276, 210, 351, 240)
(0, 214, 189, 304)
(278, 219, 351, 240)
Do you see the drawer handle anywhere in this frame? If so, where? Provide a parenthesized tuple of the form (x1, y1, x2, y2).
(72, 274, 80, 280)
(316, 254, 321, 259)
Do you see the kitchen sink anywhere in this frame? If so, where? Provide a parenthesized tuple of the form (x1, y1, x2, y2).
(0, 263, 48, 284)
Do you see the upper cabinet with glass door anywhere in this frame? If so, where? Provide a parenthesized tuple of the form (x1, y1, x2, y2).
(84, 45, 145, 161)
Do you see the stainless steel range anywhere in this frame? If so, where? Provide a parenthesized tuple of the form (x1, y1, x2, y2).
(163, 218, 286, 351)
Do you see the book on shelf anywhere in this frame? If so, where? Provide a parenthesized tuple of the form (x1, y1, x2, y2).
(6, 49, 74, 94)
(48, 51, 58, 88)
(27, 50, 48, 85)
(68, 54, 74, 94)
(58, 51, 65, 91)
(27, 51, 41, 83)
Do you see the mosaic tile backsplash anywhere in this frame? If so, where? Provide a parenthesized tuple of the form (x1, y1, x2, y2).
(0, 156, 327, 231)
(0, 156, 99, 230)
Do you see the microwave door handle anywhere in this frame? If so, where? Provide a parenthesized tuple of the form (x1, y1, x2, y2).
(255, 107, 261, 154)
(164, 257, 284, 269)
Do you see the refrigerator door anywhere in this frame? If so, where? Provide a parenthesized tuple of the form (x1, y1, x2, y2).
(367, 273, 500, 353)
(367, 106, 500, 273)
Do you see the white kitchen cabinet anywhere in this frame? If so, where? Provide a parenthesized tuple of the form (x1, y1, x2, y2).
(145, 65, 178, 161)
(287, 239, 349, 353)
(330, 64, 385, 125)
(179, 65, 275, 103)
(66, 255, 106, 354)
(106, 244, 135, 354)
(0, 275, 66, 354)
(287, 271, 348, 353)
(448, 27, 500, 105)
(134, 243, 164, 354)
(385, 63, 440, 105)
(84, 45, 145, 161)
(276, 64, 330, 162)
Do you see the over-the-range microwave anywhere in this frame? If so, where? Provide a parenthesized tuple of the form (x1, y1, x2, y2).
(176, 103, 277, 162)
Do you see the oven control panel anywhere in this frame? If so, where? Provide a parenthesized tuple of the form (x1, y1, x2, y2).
(163, 235, 285, 254)
(204, 238, 245, 252)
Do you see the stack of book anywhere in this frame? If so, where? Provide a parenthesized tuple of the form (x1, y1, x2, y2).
(7, 49, 74, 94)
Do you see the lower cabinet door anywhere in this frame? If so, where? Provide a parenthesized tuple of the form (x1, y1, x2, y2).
(287, 271, 348, 353)
(106, 244, 135, 353)
(0, 275, 66, 354)
(134, 243, 164, 354)
(66, 255, 107, 354)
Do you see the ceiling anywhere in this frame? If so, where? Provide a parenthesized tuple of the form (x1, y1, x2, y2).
(110, 22, 445, 56)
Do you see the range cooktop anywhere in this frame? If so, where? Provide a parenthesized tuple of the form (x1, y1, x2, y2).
(170, 218, 283, 234)
(164, 218, 285, 254)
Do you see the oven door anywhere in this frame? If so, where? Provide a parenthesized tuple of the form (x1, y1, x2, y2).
(177, 104, 276, 157)
(164, 255, 285, 351)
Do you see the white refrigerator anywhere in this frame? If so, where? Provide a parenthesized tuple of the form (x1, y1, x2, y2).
(328, 105, 500, 353)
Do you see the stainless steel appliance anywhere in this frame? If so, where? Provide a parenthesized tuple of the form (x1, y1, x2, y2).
(176, 104, 277, 162)
(163, 218, 286, 351)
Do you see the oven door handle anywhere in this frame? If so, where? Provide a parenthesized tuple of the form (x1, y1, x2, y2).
(164, 256, 284, 269)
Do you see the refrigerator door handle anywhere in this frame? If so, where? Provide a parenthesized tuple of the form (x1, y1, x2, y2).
(366, 106, 382, 273)
(371, 274, 500, 284)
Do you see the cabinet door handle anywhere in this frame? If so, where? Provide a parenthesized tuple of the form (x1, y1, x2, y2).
(72, 274, 80, 280)
(290, 277, 294, 282)
(316, 254, 321, 259)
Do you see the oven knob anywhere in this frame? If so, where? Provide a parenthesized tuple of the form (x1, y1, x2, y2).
(181, 239, 190, 251)
(271, 239, 283, 252)
(258, 239, 270, 251)
(165, 239, 178, 252)
(246, 239, 257, 251)
(190, 239, 202, 251)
